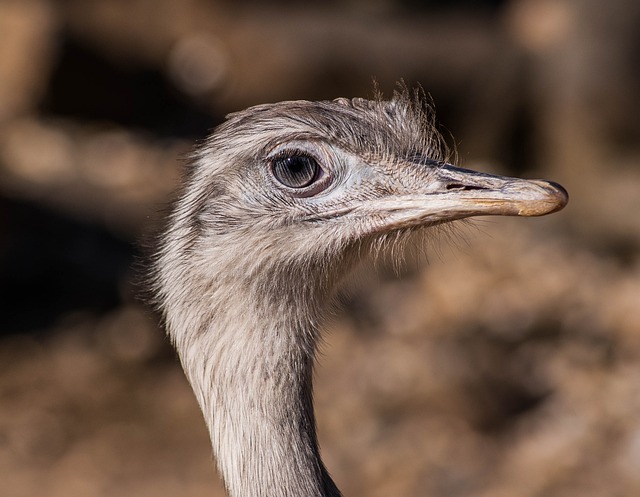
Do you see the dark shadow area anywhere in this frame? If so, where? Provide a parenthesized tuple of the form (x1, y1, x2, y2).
(0, 195, 135, 335)
(40, 33, 219, 139)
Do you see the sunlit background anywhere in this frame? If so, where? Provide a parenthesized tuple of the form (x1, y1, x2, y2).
(1, 0, 639, 496)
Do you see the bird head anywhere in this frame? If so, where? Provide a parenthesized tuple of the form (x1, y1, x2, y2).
(164, 92, 567, 300)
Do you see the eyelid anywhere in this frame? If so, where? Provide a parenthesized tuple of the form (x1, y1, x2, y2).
(269, 149, 318, 163)
(266, 140, 324, 160)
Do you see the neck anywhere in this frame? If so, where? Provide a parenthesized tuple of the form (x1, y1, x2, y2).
(168, 271, 342, 497)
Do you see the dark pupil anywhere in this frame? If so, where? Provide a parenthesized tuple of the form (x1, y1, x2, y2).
(272, 155, 318, 188)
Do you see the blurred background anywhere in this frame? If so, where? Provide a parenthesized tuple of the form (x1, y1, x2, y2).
(1, 0, 639, 496)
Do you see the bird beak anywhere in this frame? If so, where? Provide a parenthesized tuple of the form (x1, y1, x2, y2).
(362, 163, 568, 229)
(426, 163, 568, 217)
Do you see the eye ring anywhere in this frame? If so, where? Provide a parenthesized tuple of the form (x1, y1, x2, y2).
(270, 152, 324, 189)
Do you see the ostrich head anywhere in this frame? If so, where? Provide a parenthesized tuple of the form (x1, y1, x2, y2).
(153, 91, 567, 497)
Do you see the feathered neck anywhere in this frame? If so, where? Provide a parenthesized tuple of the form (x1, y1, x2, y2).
(157, 229, 347, 497)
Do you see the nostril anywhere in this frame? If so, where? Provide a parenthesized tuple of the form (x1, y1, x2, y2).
(446, 183, 486, 192)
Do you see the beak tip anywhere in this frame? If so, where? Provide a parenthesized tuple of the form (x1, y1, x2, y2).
(544, 180, 569, 213)
(520, 179, 569, 216)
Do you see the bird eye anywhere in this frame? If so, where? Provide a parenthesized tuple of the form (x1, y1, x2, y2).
(271, 154, 321, 189)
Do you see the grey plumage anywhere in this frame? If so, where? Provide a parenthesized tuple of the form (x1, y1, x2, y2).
(152, 90, 567, 497)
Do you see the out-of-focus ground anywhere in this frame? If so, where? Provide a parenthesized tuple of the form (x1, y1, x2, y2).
(0, 0, 639, 496)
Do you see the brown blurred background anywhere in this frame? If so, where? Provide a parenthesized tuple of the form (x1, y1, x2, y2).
(1, 0, 639, 496)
